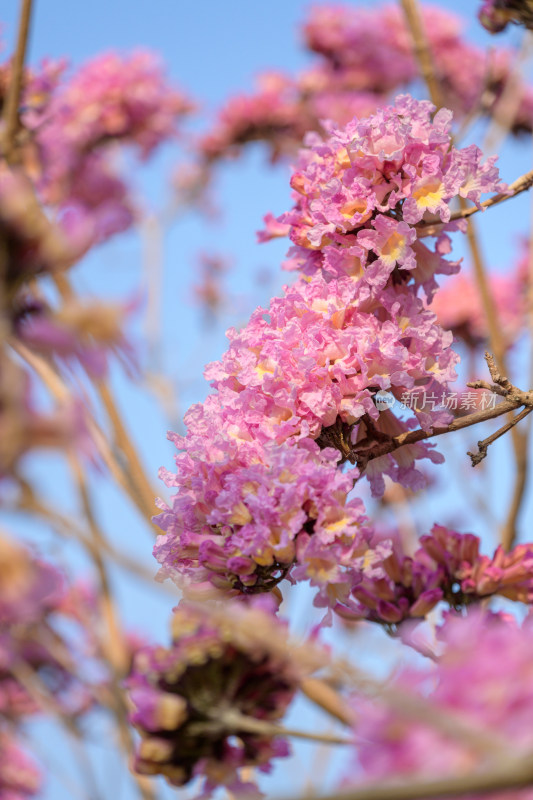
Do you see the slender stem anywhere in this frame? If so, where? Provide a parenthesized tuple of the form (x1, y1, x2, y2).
(461, 212, 528, 550)
(69, 456, 157, 800)
(218, 710, 353, 746)
(51, 273, 158, 522)
(462, 211, 507, 372)
(16, 479, 168, 589)
(9, 338, 156, 526)
(468, 406, 533, 466)
(69, 455, 128, 673)
(2, 0, 33, 163)
(399, 0, 443, 108)
(501, 428, 530, 550)
(96, 379, 157, 520)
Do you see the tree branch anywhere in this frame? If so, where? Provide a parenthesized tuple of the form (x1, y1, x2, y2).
(277, 755, 533, 800)
(2, 0, 34, 163)
(351, 354, 533, 472)
(399, 0, 444, 108)
(417, 169, 533, 237)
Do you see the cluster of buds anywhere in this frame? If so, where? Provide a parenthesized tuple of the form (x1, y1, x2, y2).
(336, 525, 533, 627)
(127, 600, 322, 793)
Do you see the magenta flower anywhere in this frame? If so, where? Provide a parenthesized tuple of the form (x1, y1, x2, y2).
(336, 529, 445, 627)
(420, 524, 533, 604)
(336, 525, 533, 628)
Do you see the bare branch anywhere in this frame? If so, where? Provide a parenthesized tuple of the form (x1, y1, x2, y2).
(468, 406, 533, 466)
(351, 354, 533, 472)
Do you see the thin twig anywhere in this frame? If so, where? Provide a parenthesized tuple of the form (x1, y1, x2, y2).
(354, 393, 530, 471)
(8, 337, 157, 527)
(216, 710, 353, 746)
(96, 379, 158, 520)
(69, 455, 157, 800)
(15, 477, 170, 590)
(468, 406, 533, 466)
(399, 0, 443, 108)
(301, 678, 355, 727)
(51, 273, 158, 521)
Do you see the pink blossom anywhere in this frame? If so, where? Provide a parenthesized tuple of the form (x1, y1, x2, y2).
(155, 439, 371, 607)
(265, 96, 504, 293)
(31, 51, 193, 246)
(479, 1, 532, 33)
(351, 610, 533, 788)
(0, 735, 41, 799)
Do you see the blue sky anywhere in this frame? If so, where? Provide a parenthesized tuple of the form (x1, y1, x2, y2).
(2, 1, 533, 798)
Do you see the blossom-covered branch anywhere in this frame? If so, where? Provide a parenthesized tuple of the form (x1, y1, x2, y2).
(418, 166, 533, 235)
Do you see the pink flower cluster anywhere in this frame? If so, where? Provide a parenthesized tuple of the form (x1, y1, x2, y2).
(196, 5, 533, 169)
(263, 96, 504, 297)
(352, 610, 533, 787)
(155, 272, 457, 602)
(39, 51, 192, 160)
(157, 97, 477, 605)
(156, 438, 372, 606)
(22, 51, 193, 247)
(305, 4, 533, 131)
(127, 600, 317, 795)
(336, 524, 533, 627)
(198, 70, 381, 164)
